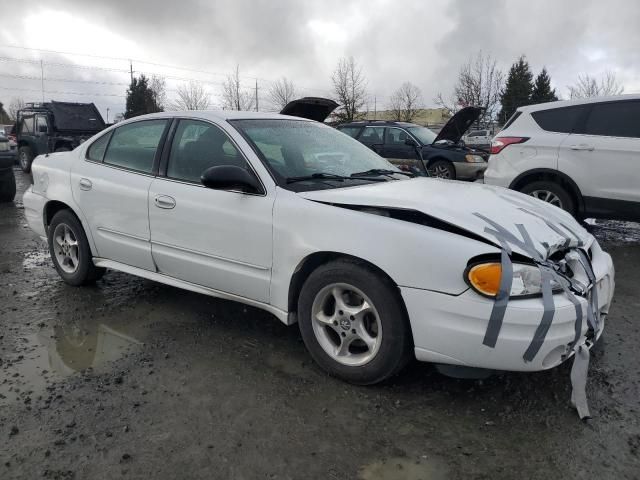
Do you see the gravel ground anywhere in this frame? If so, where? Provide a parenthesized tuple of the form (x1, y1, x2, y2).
(1, 167, 639, 479)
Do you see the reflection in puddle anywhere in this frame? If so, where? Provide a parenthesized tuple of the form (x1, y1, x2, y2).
(1, 316, 142, 404)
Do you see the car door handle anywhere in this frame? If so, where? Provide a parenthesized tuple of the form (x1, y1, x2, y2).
(570, 144, 595, 151)
(79, 178, 92, 191)
(154, 195, 176, 209)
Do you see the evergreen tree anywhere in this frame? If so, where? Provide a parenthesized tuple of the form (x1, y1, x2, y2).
(0, 102, 11, 124)
(530, 68, 558, 104)
(125, 74, 162, 119)
(499, 56, 533, 123)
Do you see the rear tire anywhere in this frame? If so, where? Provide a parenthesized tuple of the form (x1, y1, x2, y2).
(428, 159, 455, 180)
(0, 169, 16, 203)
(18, 146, 34, 173)
(48, 210, 105, 286)
(519, 180, 575, 216)
(297, 259, 412, 385)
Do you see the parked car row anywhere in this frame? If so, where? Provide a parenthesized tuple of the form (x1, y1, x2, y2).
(22, 106, 614, 388)
(484, 94, 640, 222)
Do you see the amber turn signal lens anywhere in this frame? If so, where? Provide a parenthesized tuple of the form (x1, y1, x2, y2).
(467, 263, 502, 297)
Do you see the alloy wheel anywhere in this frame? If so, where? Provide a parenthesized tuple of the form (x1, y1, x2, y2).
(529, 189, 563, 208)
(311, 283, 382, 366)
(52, 223, 80, 274)
(429, 164, 451, 179)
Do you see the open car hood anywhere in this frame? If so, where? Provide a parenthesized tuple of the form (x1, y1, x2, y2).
(433, 106, 484, 144)
(280, 97, 339, 122)
(298, 178, 592, 259)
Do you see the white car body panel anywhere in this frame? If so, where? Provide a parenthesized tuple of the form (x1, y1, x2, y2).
(22, 109, 616, 375)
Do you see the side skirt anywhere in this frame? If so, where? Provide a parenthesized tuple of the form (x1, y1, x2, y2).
(92, 257, 290, 325)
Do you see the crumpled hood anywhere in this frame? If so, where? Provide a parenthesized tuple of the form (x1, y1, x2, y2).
(298, 178, 593, 259)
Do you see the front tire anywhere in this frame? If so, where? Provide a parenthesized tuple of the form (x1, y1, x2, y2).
(48, 210, 105, 286)
(0, 169, 16, 203)
(519, 180, 575, 216)
(428, 159, 455, 180)
(18, 146, 34, 173)
(298, 259, 412, 385)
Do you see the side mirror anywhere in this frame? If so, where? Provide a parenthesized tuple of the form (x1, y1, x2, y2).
(201, 165, 261, 193)
(404, 137, 418, 147)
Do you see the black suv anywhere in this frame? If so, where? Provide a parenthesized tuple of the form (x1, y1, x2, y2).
(337, 107, 489, 180)
(16, 101, 106, 173)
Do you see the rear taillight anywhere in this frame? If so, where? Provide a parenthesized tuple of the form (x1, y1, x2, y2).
(490, 137, 529, 155)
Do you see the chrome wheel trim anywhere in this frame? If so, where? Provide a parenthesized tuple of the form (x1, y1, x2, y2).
(529, 189, 563, 208)
(52, 223, 80, 274)
(311, 283, 382, 367)
(19, 151, 28, 170)
(429, 164, 451, 179)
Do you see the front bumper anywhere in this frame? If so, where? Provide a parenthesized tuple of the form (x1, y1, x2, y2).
(402, 243, 615, 372)
(454, 161, 488, 181)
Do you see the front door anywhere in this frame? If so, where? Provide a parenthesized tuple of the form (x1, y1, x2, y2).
(148, 119, 273, 302)
(381, 127, 417, 167)
(71, 119, 170, 271)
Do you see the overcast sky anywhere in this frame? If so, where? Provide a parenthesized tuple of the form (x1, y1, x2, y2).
(1, 0, 639, 120)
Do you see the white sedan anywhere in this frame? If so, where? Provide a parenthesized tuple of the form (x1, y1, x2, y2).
(23, 110, 614, 388)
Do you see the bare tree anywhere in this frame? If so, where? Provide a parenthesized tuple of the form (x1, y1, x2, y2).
(388, 82, 423, 122)
(150, 75, 167, 111)
(434, 51, 504, 124)
(8, 97, 25, 120)
(568, 71, 624, 99)
(267, 77, 297, 111)
(221, 65, 255, 111)
(171, 81, 211, 110)
(332, 56, 367, 122)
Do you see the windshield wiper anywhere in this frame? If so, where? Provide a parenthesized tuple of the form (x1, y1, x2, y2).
(350, 168, 415, 178)
(286, 173, 386, 184)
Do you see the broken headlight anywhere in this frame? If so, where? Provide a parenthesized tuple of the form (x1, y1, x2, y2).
(465, 262, 561, 298)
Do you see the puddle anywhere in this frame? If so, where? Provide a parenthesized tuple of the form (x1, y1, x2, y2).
(0, 317, 142, 404)
(359, 457, 449, 480)
(22, 250, 51, 270)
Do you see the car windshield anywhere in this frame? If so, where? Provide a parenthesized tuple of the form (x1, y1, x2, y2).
(231, 119, 402, 191)
(406, 125, 437, 145)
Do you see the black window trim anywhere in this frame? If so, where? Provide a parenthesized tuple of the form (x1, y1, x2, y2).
(158, 117, 267, 197)
(84, 118, 172, 176)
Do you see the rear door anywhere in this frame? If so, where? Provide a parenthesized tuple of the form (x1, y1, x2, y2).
(71, 119, 170, 270)
(356, 126, 384, 155)
(558, 100, 640, 216)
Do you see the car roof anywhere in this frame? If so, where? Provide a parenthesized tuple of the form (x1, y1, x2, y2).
(338, 120, 417, 128)
(518, 93, 640, 113)
(113, 109, 316, 126)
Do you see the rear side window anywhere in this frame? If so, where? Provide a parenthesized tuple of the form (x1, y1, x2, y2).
(583, 101, 640, 138)
(20, 115, 35, 135)
(338, 126, 362, 138)
(103, 120, 168, 173)
(358, 126, 384, 145)
(87, 132, 112, 162)
(531, 106, 587, 133)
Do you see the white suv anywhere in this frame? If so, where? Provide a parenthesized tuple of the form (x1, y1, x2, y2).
(484, 95, 640, 221)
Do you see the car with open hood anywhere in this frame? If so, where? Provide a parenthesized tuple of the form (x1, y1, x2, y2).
(336, 106, 489, 180)
(22, 109, 614, 417)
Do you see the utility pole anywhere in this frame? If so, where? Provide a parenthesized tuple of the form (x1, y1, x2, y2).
(374, 96, 377, 120)
(106, 108, 110, 123)
(255, 79, 259, 112)
(129, 60, 134, 84)
(40, 60, 45, 103)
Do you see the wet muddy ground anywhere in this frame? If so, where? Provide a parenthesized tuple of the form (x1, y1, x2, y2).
(1, 167, 639, 479)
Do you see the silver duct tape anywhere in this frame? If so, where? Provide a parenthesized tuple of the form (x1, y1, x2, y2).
(482, 241, 513, 348)
(518, 208, 573, 250)
(522, 267, 556, 362)
(570, 345, 591, 420)
(575, 248, 600, 331)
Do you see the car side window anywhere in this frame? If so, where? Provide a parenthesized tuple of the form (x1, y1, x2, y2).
(36, 115, 48, 134)
(583, 101, 640, 138)
(20, 115, 35, 135)
(167, 119, 249, 184)
(338, 127, 362, 138)
(87, 131, 113, 162)
(103, 120, 168, 174)
(531, 106, 588, 133)
(385, 128, 409, 146)
(358, 126, 384, 145)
